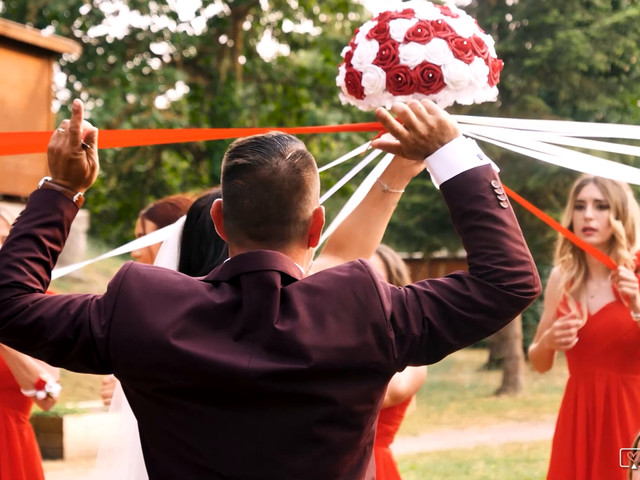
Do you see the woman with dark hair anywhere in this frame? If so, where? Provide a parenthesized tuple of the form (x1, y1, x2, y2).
(178, 189, 228, 277)
(369, 244, 427, 480)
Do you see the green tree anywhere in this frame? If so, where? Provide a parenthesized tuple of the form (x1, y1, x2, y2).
(1, 0, 373, 244)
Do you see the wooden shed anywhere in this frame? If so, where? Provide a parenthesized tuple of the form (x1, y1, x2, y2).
(0, 18, 82, 197)
(402, 250, 468, 281)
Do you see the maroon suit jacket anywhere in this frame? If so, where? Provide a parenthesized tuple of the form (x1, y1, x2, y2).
(0, 165, 540, 479)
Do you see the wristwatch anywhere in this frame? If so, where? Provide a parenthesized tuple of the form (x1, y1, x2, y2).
(37, 176, 85, 207)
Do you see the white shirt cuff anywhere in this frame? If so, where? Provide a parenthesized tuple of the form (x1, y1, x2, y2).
(424, 137, 500, 189)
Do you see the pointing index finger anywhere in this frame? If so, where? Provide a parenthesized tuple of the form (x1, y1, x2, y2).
(68, 99, 84, 148)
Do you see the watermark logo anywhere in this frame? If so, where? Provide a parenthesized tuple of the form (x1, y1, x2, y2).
(620, 448, 640, 469)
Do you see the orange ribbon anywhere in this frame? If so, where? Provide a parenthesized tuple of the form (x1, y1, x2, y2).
(503, 185, 617, 270)
(0, 123, 384, 157)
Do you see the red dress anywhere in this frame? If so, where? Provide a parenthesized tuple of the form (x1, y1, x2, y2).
(0, 355, 45, 480)
(547, 300, 640, 479)
(374, 397, 412, 480)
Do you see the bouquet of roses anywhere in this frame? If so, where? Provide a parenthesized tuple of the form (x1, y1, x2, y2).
(336, 0, 504, 110)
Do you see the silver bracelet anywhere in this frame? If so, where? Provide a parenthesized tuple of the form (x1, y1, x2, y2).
(376, 177, 405, 193)
(631, 311, 640, 321)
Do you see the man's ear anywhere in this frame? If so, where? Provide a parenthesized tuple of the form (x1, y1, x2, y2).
(210, 198, 228, 242)
(307, 205, 325, 249)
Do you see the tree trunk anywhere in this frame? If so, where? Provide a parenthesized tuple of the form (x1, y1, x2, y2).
(485, 315, 525, 396)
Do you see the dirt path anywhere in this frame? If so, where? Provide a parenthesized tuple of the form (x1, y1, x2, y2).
(392, 418, 556, 456)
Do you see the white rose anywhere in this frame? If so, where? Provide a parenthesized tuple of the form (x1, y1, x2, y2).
(469, 57, 489, 87)
(360, 96, 380, 111)
(411, 2, 441, 21)
(446, 16, 477, 39)
(473, 85, 499, 105)
(351, 39, 380, 71)
(422, 38, 455, 66)
(381, 91, 397, 109)
(483, 34, 498, 57)
(432, 90, 457, 109)
(338, 92, 352, 106)
(354, 20, 376, 44)
(442, 58, 472, 91)
(336, 64, 346, 88)
(361, 65, 387, 96)
(399, 42, 428, 69)
(388, 18, 418, 43)
(340, 46, 351, 59)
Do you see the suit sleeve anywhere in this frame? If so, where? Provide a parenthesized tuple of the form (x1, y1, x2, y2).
(0, 189, 121, 374)
(378, 164, 541, 369)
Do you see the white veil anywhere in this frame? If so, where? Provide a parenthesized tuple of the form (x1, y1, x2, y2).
(92, 216, 186, 480)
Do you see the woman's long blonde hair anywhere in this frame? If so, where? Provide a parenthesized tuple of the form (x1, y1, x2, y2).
(555, 175, 640, 318)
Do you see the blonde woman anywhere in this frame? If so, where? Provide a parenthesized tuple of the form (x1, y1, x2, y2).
(528, 174, 640, 480)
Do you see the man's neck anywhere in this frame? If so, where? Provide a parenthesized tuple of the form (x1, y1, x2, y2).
(227, 244, 313, 275)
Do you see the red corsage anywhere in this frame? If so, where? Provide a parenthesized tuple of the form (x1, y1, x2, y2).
(21, 375, 61, 400)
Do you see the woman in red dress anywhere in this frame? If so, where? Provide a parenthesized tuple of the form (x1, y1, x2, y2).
(0, 209, 60, 480)
(528, 175, 640, 480)
(370, 244, 427, 480)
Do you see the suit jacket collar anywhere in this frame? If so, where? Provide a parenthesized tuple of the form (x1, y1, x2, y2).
(203, 249, 305, 283)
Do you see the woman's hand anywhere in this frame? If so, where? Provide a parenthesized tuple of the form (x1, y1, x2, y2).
(611, 266, 640, 313)
(540, 315, 582, 351)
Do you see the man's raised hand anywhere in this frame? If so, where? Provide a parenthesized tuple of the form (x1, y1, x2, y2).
(371, 99, 461, 161)
(47, 99, 99, 193)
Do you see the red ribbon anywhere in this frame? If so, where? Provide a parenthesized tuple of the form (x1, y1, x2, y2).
(0, 123, 384, 157)
(503, 185, 617, 270)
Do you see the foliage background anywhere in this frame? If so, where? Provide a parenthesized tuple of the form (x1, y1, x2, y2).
(4, 0, 640, 347)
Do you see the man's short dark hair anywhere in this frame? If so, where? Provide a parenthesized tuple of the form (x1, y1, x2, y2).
(220, 132, 320, 249)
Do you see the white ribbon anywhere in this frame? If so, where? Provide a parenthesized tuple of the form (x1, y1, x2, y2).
(319, 152, 394, 247)
(51, 220, 184, 280)
(460, 124, 640, 185)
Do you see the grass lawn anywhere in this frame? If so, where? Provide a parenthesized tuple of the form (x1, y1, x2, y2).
(394, 348, 565, 479)
(398, 440, 551, 480)
(399, 348, 568, 434)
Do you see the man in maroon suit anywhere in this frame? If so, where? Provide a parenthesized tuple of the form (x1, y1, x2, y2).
(0, 98, 540, 479)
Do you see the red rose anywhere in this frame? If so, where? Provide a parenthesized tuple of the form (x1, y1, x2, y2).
(393, 8, 416, 20)
(448, 36, 475, 64)
(436, 4, 459, 19)
(344, 67, 366, 99)
(414, 62, 446, 95)
(386, 64, 417, 96)
(34, 377, 47, 391)
(373, 40, 399, 70)
(404, 20, 435, 45)
(470, 34, 489, 60)
(344, 48, 354, 66)
(487, 57, 504, 87)
(366, 21, 390, 42)
(432, 19, 457, 40)
(377, 8, 415, 23)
